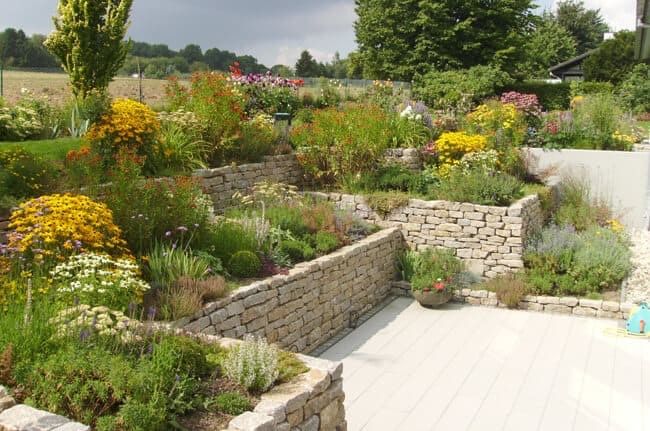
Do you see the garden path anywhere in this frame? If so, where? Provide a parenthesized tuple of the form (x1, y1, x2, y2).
(624, 230, 650, 304)
(320, 297, 650, 431)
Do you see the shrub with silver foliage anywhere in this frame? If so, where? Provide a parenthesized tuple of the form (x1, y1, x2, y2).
(223, 336, 279, 392)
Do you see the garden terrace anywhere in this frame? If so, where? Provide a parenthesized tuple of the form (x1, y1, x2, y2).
(0, 335, 347, 431)
(194, 154, 303, 213)
(306, 183, 559, 278)
(177, 228, 404, 354)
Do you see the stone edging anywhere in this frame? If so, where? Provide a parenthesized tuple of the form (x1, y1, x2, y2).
(392, 281, 634, 320)
(0, 385, 89, 431)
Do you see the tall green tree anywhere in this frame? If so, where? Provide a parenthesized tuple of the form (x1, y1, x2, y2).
(521, 13, 577, 78)
(179, 44, 203, 64)
(295, 50, 320, 77)
(583, 30, 637, 84)
(45, 0, 133, 97)
(354, 0, 536, 81)
(555, 0, 609, 54)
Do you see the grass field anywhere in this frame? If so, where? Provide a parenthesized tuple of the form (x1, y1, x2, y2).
(0, 137, 82, 161)
(1, 70, 172, 107)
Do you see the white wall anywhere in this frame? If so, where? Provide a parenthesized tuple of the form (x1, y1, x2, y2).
(524, 148, 650, 230)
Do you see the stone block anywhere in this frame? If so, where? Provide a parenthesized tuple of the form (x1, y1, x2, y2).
(579, 299, 603, 309)
(319, 399, 344, 430)
(0, 396, 15, 413)
(537, 296, 559, 305)
(299, 415, 320, 431)
(601, 301, 620, 312)
(544, 304, 572, 314)
(0, 405, 69, 431)
(559, 297, 579, 307)
(573, 306, 597, 317)
(229, 412, 275, 431)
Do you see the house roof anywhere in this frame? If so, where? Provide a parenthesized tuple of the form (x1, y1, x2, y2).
(548, 50, 597, 74)
(637, 0, 650, 59)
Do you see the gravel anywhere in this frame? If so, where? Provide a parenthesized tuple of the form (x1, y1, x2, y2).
(623, 230, 650, 304)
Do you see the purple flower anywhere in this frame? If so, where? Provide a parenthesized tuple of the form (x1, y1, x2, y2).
(79, 329, 91, 342)
(147, 306, 157, 320)
(74, 240, 82, 250)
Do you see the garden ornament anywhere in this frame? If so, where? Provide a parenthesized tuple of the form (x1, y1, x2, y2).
(626, 302, 650, 335)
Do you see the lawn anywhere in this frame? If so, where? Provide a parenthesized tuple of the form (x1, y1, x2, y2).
(0, 137, 83, 161)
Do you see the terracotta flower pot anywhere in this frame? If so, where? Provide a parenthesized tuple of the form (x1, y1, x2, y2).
(412, 289, 452, 308)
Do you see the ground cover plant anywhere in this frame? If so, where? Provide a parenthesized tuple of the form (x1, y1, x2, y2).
(521, 177, 632, 298)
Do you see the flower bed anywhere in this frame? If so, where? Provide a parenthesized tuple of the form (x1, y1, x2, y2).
(0, 335, 347, 431)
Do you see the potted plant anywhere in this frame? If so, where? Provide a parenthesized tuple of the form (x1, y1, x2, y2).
(398, 248, 463, 308)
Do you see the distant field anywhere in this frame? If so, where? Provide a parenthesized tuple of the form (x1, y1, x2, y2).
(1, 70, 172, 107)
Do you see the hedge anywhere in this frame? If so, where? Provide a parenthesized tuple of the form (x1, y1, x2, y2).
(502, 81, 571, 111)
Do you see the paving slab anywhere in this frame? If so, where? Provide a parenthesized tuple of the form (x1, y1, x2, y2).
(320, 297, 650, 431)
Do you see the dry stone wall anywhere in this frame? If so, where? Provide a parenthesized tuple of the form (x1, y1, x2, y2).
(193, 154, 303, 213)
(384, 148, 423, 171)
(308, 192, 547, 278)
(178, 228, 403, 354)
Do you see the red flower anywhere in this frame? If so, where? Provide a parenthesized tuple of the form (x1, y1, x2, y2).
(434, 282, 445, 291)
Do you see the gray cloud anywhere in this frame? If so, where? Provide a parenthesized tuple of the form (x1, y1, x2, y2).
(1, 0, 357, 66)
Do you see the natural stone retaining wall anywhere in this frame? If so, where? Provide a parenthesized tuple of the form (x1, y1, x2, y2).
(384, 148, 422, 171)
(193, 154, 302, 213)
(392, 281, 633, 320)
(310, 193, 548, 278)
(178, 228, 403, 354)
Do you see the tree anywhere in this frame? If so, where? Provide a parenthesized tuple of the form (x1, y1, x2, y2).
(45, 0, 133, 97)
(179, 44, 203, 64)
(295, 50, 320, 77)
(583, 30, 637, 84)
(521, 13, 577, 78)
(204, 47, 236, 71)
(354, 0, 536, 81)
(555, 0, 609, 54)
(270, 64, 293, 77)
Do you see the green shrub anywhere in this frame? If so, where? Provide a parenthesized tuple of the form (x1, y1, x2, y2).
(227, 251, 262, 278)
(278, 239, 315, 263)
(26, 346, 135, 427)
(571, 93, 629, 151)
(203, 221, 258, 264)
(569, 81, 614, 98)
(569, 227, 633, 292)
(413, 65, 513, 112)
(223, 336, 279, 393)
(553, 176, 611, 231)
(482, 274, 528, 309)
(213, 392, 252, 415)
(265, 206, 309, 237)
(431, 169, 524, 206)
(290, 103, 393, 186)
(0, 148, 56, 199)
(618, 64, 650, 114)
(104, 159, 212, 257)
(344, 164, 431, 195)
(311, 231, 340, 254)
(365, 191, 411, 217)
(503, 81, 571, 111)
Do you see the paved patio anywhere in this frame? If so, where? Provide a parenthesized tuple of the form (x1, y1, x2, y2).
(320, 297, 650, 431)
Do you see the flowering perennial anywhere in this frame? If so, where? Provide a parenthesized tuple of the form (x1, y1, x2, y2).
(7, 194, 129, 263)
(223, 335, 279, 392)
(50, 253, 150, 309)
(49, 304, 143, 343)
(434, 132, 487, 170)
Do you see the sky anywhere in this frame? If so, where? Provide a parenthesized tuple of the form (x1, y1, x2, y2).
(0, 0, 638, 67)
